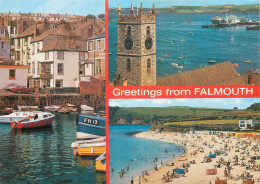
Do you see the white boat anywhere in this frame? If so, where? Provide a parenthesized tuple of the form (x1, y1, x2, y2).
(44, 105, 61, 112)
(208, 59, 216, 64)
(71, 137, 106, 148)
(0, 111, 34, 124)
(175, 65, 183, 69)
(158, 57, 164, 61)
(81, 105, 94, 111)
(178, 49, 183, 59)
(244, 60, 252, 64)
(171, 63, 178, 66)
(181, 37, 184, 43)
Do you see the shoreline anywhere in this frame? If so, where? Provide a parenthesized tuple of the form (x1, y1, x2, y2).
(132, 131, 260, 184)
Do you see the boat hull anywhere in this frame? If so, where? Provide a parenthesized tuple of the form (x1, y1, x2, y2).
(0, 117, 25, 124)
(96, 158, 106, 172)
(77, 145, 106, 156)
(77, 114, 105, 139)
(10, 116, 55, 129)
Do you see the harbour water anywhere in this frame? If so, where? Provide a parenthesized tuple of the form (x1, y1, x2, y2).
(109, 13, 260, 81)
(0, 112, 106, 184)
(109, 125, 184, 184)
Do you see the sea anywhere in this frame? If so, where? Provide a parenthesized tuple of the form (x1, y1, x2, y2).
(109, 13, 260, 81)
(109, 125, 184, 184)
(0, 112, 106, 184)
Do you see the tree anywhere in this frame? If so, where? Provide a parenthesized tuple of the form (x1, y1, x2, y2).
(98, 14, 105, 19)
(85, 14, 97, 22)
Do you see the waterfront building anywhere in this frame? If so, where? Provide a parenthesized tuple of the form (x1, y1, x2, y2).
(114, 3, 157, 86)
(239, 119, 259, 130)
(0, 25, 11, 59)
(0, 65, 27, 89)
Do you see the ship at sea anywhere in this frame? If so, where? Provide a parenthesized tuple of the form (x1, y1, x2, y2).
(211, 15, 242, 27)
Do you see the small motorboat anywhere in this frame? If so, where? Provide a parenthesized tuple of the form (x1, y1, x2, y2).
(162, 49, 170, 57)
(244, 60, 252, 64)
(208, 59, 216, 64)
(181, 37, 184, 43)
(81, 105, 94, 111)
(158, 57, 164, 61)
(171, 63, 178, 66)
(74, 142, 106, 156)
(169, 41, 174, 45)
(175, 65, 184, 69)
(58, 106, 71, 114)
(232, 63, 239, 67)
(44, 105, 60, 112)
(0, 111, 33, 124)
(96, 152, 106, 172)
(189, 32, 194, 36)
(10, 111, 55, 129)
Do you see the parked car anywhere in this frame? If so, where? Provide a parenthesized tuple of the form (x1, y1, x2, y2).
(5, 83, 19, 91)
(11, 86, 35, 94)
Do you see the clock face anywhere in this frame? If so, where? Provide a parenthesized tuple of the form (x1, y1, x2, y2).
(145, 37, 153, 50)
(125, 37, 133, 50)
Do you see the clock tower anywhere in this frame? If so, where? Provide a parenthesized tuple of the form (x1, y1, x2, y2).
(114, 3, 156, 86)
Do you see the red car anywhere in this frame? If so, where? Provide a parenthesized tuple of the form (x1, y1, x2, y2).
(11, 86, 35, 94)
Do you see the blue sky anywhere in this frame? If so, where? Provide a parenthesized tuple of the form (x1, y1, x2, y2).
(0, 0, 105, 15)
(109, 98, 259, 109)
(110, 0, 259, 8)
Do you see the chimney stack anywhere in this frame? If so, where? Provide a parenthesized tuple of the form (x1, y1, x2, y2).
(248, 75, 254, 85)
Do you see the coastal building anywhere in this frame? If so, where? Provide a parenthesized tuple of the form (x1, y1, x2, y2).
(0, 25, 11, 59)
(114, 3, 157, 86)
(239, 119, 259, 130)
(0, 65, 27, 89)
(29, 28, 87, 89)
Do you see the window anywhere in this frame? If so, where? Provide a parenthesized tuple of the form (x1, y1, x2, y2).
(147, 26, 151, 37)
(45, 52, 49, 60)
(17, 39, 20, 49)
(0, 28, 4, 35)
(32, 62, 35, 74)
(55, 80, 63, 88)
(88, 41, 93, 51)
(11, 39, 14, 46)
(57, 63, 64, 75)
(28, 63, 31, 73)
(46, 80, 50, 88)
(57, 51, 64, 59)
(16, 51, 20, 60)
(127, 26, 131, 37)
(32, 44, 35, 55)
(79, 52, 85, 60)
(24, 38, 28, 46)
(42, 64, 51, 74)
(97, 40, 102, 50)
(96, 59, 102, 74)
(9, 69, 16, 80)
(1, 42, 4, 50)
(147, 59, 151, 72)
(126, 59, 131, 71)
(37, 43, 39, 53)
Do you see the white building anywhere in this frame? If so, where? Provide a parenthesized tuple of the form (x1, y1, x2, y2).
(29, 38, 87, 89)
(239, 119, 259, 130)
(0, 65, 27, 89)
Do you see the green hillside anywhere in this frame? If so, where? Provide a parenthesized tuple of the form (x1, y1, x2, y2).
(109, 4, 259, 14)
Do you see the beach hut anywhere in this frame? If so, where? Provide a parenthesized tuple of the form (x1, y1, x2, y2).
(236, 133, 244, 138)
(226, 132, 236, 136)
(253, 134, 260, 139)
(243, 133, 254, 138)
(206, 168, 217, 175)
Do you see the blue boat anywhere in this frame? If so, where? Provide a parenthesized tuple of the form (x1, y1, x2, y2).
(76, 114, 106, 139)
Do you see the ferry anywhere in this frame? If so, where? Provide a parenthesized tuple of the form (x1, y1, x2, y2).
(76, 114, 105, 139)
(96, 152, 106, 172)
(10, 111, 55, 129)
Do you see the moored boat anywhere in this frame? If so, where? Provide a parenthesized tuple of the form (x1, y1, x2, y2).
(0, 111, 33, 124)
(76, 114, 105, 139)
(80, 105, 94, 111)
(208, 59, 216, 64)
(95, 152, 106, 172)
(75, 142, 106, 156)
(10, 111, 55, 129)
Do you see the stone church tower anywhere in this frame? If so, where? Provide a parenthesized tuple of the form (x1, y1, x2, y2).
(114, 3, 156, 86)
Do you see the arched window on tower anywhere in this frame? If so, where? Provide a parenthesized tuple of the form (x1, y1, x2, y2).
(147, 59, 151, 72)
(126, 58, 131, 71)
(127, 26, 131, 37)
(147, 26, 150, 37)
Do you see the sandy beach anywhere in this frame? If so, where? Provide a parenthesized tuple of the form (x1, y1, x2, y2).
(132, 131, 260, 184)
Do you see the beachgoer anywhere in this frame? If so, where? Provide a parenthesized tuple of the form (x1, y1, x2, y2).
(131, 177, 134, 184)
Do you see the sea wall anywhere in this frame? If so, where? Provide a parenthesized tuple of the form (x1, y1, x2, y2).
(0, 94, 105, 111)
